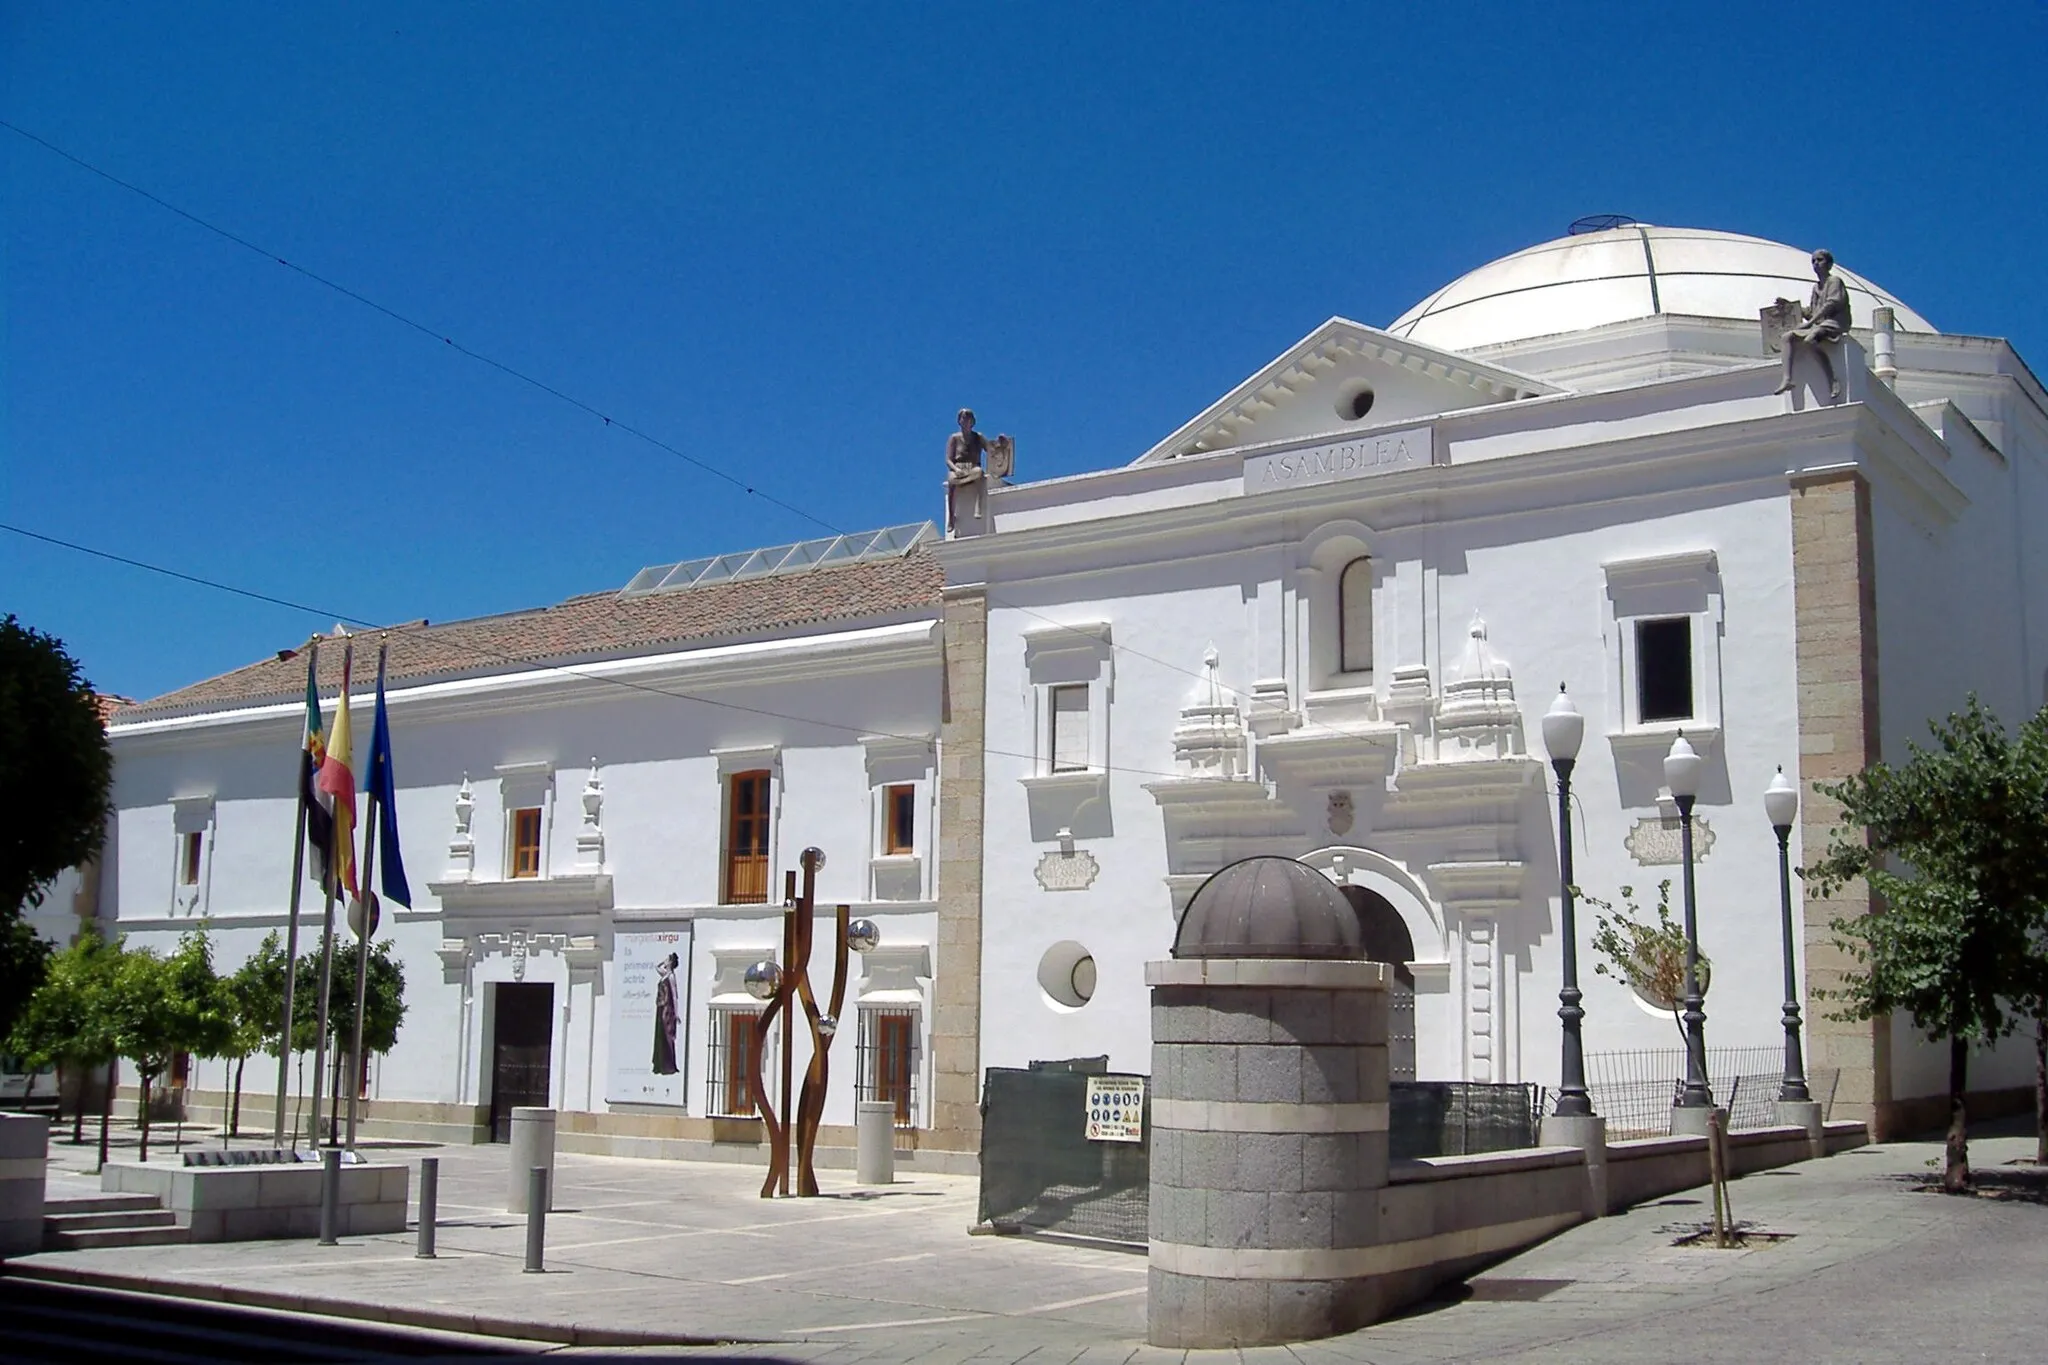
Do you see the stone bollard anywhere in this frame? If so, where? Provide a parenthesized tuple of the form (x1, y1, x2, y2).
(416, 1156, 438, 1259)
(508, 1107, 556, 1214)
(0, 1112, 49, 1259)
(318, 1147, 341, 1245)
(856, 1101, 896, 1185)
(523, 1167, 548, 1272)
(1537, 1110, 1609, 1218)
(1146, 956, 1392, 1349)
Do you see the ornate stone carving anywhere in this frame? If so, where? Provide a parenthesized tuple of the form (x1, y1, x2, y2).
(1769, 249, 1850, 402)
(575, 758, 605, 872)
(1171, 646, 1249, 778)
(1433, 615, 1523, 761)
(1035, 848, 1101, 892)
(445, 775, 475, 882)
(1624, 814, 1716, 866)
(1326, 790, 1355, 837)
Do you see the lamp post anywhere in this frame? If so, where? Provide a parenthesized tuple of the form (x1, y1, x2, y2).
(1542, 685, 1592, 1118)
(1764, 767, 1811, 1103)
(1665, 732, 1714, 1113)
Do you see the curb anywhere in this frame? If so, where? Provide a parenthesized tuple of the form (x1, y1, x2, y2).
(1, 1261, 756, 1349)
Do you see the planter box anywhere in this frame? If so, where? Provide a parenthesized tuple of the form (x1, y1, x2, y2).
(101, 1157, 407, 1241)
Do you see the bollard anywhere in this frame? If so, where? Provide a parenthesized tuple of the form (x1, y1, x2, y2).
(415, 1156, 438, 1259)
(856, 1101, 896, 1185)
(507, 1107, 557, 1213)
(318, 1147, 341, 1245)
(523, 1167, 547, 1273)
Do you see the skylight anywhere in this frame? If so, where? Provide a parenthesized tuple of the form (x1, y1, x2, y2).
(619, 522, 936, 597)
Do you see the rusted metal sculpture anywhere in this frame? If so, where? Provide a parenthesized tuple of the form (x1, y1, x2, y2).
(745, 847, 877, 1198)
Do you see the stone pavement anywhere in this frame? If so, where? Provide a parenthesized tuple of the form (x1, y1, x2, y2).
(13, 1125, 2048, 1363)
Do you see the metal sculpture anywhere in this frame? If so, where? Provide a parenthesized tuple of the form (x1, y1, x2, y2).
(744, 847, 880, 1197)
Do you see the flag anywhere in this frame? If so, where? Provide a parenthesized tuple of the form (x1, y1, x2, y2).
(316, 645, 359, 897)
(364, 652, 412, 909)
(299, 645, 336, 891)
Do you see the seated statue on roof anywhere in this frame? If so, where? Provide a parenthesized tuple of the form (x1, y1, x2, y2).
(1770, 249, 1851, 402)
(945, 408, 1012, 535)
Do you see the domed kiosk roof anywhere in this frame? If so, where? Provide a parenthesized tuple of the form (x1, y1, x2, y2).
(1388, 224, 1935, 353)
(1174, 856, 1363, 960)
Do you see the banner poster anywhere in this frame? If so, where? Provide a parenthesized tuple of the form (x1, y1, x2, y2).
(607, 926, 692, 1106)
(1084, 1074, 1146, 1142)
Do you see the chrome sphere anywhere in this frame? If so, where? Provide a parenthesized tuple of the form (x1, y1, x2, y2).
(743, 959, 782, 1001)
(818, 1014, 839, 1038)
(846, 918, 881, 953)
(803, 846, 827, 872)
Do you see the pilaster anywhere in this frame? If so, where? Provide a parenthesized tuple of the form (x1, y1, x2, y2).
(930, 588, 988, 1153)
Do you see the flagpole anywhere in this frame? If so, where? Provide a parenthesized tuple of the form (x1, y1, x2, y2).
(309, 638, 354, 1149)
(273, 638, 319, 1147)
(345, 640, 388, 1152)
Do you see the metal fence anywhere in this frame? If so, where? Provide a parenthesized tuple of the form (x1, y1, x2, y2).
(977, 1064, 1549, 1246)
(1585, 1047, 1839, 1137)
(1388, 1081, 1547, 1161)
(978, 1059, 1149, 1245)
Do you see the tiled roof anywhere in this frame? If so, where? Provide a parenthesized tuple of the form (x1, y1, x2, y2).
(118, 549, 942, 721)
(94, 694, 136, 724)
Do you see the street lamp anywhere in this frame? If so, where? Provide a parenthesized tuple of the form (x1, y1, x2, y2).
(1665, 732, 1714, 1112)
(1541, 685, 1592, 1118)
(1764, 767, 1811, 1104)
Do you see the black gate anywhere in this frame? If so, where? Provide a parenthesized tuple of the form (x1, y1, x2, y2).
(977, 1059, 1149, 1245)
(489, 982, 554, 1142)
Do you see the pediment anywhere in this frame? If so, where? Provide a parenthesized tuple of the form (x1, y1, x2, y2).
(1133, 317, 1560, 464)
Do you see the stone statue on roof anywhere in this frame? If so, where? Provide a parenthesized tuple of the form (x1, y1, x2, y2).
(945, 408, 1013, 536)
(1770, 249, 1851, 402)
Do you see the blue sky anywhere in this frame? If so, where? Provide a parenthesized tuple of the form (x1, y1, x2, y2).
(5, 3, 2045, 702)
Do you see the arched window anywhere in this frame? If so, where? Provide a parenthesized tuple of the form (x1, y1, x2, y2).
(1338, 557, 1373, 675)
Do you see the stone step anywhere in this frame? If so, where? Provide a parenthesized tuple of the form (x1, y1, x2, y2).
(43, 1223, 190, 1250)
(45, 1207, 179, 1231)
(43, 1193, 162, 1215)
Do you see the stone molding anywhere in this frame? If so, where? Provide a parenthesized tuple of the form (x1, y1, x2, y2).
(1151, 1098, 1389, 1134)
(1145, 958, 1389, 990)
(1150, 1211, 1580, 1280)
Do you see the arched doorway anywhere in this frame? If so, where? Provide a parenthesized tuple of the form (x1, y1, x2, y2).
(1340, 885, 1416, 1081)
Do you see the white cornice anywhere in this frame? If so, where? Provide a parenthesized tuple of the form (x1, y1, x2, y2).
(107, 619, 941, 746)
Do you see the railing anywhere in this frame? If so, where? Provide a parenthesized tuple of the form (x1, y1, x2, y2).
(724, 853, 769, 905)
(1585, 1047, 1839, 1137)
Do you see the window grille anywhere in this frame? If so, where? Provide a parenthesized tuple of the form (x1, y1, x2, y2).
(856, 1008, 920, 1129)
(705, 1007, 768, 1117)
(1049, 685, 1089, 773)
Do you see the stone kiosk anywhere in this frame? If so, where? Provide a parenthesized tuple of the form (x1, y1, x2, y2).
(1147, 858, 1393, 1347)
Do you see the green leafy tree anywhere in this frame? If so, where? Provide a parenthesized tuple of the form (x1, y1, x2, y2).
(1580, 879, 1711, 1045)
(1805, 696, 2048, 1192)
(0, 914, 55, 1070)
(290, 939, 407, 1133)
(105, 929, 234, 1161)
(6, 926, 118, 1138)
(223, 933, 291, 1136)
(0, 616, 112, 1041)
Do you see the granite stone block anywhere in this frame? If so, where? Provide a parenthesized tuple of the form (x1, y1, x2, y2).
(1270, 990, 1333, 1046)
(1235, 1048, 1302, 1104)
(1208, 994, 1273, 1044)
(1265, 1190, 1334, 1249)
(1207, 1189, 1268, 1250)
(1301, 1132, 1359, 1191)
(1206, 1275, 1271, 1347)
(1302, 1046, 1360, 1104)
(1268, 1277, 1338, 1343)
(1232, 1132, 1303, 1194)
(1332, 1188, 1381, 1246)
(1181, 1044, 1237, 1102)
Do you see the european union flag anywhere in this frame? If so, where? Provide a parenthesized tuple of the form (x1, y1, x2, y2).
(365, 655, 412, 909)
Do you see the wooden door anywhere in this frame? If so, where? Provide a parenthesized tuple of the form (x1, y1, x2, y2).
(489, 982, 555, 1142)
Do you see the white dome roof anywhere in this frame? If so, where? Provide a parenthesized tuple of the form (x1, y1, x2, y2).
(1389, 225, 1935, 353)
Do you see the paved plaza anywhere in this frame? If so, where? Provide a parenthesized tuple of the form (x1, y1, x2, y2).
(10, 1123, 2048, 1362)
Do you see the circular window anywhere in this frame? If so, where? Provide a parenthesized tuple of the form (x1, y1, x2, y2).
(1037, 940, 1097, 1011)
(1337, 384, 1376, 422)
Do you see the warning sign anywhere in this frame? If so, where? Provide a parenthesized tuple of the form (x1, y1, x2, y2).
(1084, 1075, 1146, 1142)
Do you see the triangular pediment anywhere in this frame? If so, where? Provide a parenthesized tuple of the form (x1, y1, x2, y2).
(1133, 317, 1561, 464)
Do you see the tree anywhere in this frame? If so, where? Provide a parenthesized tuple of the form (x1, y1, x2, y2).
(293, 939, 407, 1129)
(1805, 696, 2048, 1192)
(104, 929, 233, 1161)
(1581, 879, 1712, 1047)
(7, 926, 115, 1135)
(0, 913, 55, 1064)
(0, 615, 114, 918)
(223, 933, 291, 1136)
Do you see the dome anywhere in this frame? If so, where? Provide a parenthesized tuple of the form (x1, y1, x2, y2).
(1388, 224, 1935, 353)
(1174, 856, 1363, 960)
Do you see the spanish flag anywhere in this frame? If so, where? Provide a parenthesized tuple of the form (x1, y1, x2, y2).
(315, 644, 359, 897)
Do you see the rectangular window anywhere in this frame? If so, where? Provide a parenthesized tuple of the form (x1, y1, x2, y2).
(510, 807, 543, 879)
(179, 831, 204, 886)
(857, 1008, 920, 1128)
(1636, 617, 1695, 723)
(706, 1009, 764, 1117)
(724, 770, 772, 904)
(883, 784, 916, 855)
(1049, 684, 1090, 773)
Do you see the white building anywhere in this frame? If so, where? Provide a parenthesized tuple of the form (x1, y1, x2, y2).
(945, 224, 2048, 1139)
(103, 524, 970, 1166)
(99, 224, 2048, 1154)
